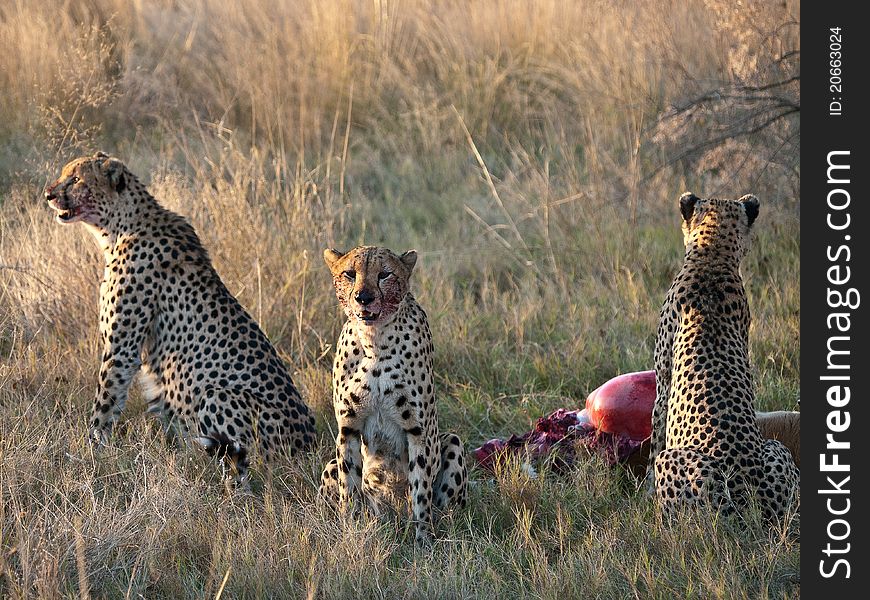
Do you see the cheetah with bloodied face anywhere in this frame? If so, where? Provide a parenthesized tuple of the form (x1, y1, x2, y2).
(45, 153, 315, 483)
(647, 193, 799, 521)
(317, 246, 467, 545)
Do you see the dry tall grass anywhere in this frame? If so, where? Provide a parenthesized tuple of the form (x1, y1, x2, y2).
(2, 0, 799, 597)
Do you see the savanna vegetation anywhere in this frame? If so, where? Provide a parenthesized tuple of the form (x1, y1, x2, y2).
(1, 0, 800, 597)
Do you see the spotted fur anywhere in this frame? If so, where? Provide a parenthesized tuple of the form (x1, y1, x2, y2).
(648, 193, 799, 521)
(317, 246, 467, 545)
(45, 153, 315, 483)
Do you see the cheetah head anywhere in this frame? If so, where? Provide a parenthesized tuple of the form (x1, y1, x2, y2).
(44, 152, 130, 227)
(323, 245, 417, 327)
(679, 192, 759, 257)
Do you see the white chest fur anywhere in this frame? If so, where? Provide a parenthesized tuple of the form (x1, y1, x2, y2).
(341, 325, 409, 458)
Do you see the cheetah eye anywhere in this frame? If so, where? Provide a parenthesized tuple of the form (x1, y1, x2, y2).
(72, 176, 80, 183)
(342, 270, 356, 281)
(378, 271, 392, 281)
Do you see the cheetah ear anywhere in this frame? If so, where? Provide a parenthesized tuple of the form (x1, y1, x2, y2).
(399, 250, 417, 271)
(739, 194, 759, 227)
(100, 157, 127, 193)
(679, 192, 699, 223)
(323, 248, 344, 268)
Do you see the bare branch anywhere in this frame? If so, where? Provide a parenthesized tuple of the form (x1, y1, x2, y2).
(736, 75, 800, 94)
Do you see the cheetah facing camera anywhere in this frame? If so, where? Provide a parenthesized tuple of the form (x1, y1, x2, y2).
(318, 246, 467, 545)
(648, 192, 799, 521)
(45, 153, 315, 484)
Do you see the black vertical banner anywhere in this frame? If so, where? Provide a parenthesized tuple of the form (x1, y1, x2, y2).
(802, 4, 869, 596)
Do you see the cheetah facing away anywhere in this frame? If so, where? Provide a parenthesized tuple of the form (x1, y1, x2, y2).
(45, 153, 315, 483)
(318, 246, 467, 545)
(648, 193, 799, 521)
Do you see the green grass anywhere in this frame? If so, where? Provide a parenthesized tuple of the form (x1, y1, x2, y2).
(0, 0, 799, 597)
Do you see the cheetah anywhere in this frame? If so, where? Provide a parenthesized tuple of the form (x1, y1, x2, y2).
(317, 246, 467, 545)
(647, 192, 799, 521)
(44, 152, 315, 483)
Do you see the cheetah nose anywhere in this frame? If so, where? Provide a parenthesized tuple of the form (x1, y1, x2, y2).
(355, 290, 375, 306)
(45, 188, 57, 201)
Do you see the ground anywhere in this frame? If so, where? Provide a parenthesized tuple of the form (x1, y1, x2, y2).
(1, 0, 799, 597)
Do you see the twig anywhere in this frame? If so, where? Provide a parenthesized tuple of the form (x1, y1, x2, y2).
(736, 75, 800, 94)
(74, 517, 91, 600)
(0, 264, 55, 291)
(339, 81, 354, 200)
(648, 107, 799, 179)
(451, 105, 541, 278)
(215, 566, 232, 600)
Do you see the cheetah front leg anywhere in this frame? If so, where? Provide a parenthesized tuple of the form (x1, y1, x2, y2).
(320, 449, 400, 515)
(91, 351, 142, 445)
(334, 421, 365, 513)
(406, 425, 438, 545)
(434, 432, 468, 509)
(90, 268, 153, 445)
(318, 458, 341, 505)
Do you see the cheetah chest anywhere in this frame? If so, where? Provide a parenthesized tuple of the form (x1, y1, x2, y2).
(342, 353, 410, 459)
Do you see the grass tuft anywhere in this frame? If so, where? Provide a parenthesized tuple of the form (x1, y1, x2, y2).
(1, 0, 799, 597)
